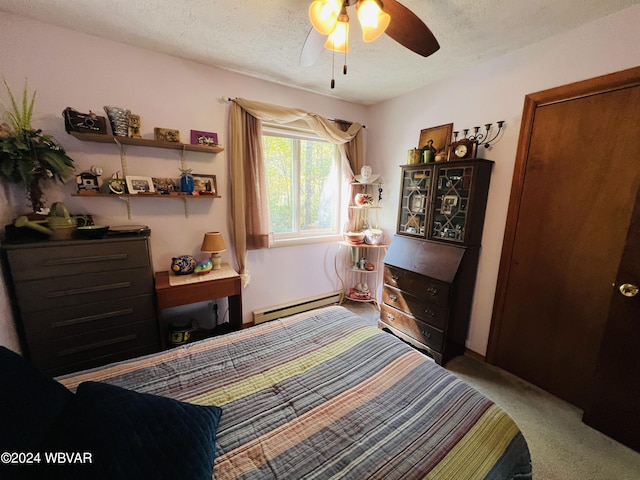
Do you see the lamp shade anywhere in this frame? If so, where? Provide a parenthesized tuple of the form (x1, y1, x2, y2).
(324, 15, 350, 52)
(309, 0, 341, 35)
(201, 232, 226, 253)
(357, 0, 390, 42)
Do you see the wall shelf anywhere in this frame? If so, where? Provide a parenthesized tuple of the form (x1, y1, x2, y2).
(68, 131, 224, 153)
(67, 131, 223, 219)
(71, 193, 221, 199)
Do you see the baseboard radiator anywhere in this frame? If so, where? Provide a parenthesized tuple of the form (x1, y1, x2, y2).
(253, 291, 342, 325)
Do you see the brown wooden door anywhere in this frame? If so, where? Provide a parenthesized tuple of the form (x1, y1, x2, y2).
(582, 186, 640, 451)
(487, 67, 640, 408)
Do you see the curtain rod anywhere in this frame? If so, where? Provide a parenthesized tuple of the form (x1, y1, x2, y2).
(221, 96, 365, 128)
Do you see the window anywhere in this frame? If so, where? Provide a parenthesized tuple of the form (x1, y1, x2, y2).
(262, 125, 342, 244)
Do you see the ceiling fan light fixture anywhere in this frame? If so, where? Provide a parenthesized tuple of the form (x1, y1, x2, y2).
(357, 0, 390, 42)
(309, 0, 342, 35)
(324, 13, 350, 52)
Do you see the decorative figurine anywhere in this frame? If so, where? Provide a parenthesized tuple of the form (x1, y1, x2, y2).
(171, 255, 196, 275)
(180, 168, 195, 193)
(194, 258, 213, 275)
(128, 114, 141, 138)
(104, 106, 131, 137)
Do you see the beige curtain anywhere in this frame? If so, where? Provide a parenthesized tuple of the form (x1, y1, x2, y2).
(228, 98, 364, 286)
(334, 120, 365, 232)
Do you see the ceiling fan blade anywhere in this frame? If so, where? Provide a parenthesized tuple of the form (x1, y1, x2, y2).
(383, 0, 439, 57)
(300, 27, 327, 66)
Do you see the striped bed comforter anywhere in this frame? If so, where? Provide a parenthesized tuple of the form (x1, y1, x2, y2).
(59, 305, 532, 479)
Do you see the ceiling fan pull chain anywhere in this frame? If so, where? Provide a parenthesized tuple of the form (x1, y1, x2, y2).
(331, 39, 336, 88)
(344, 48, 348, 75)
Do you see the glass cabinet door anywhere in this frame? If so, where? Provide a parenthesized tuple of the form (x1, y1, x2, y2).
(429, 165, 474, 243)
(397, 166, 433, 238)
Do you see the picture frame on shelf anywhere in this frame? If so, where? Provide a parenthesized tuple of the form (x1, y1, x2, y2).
(410, 194, 426, 213)
(152, 177, 179, 194)
(190, 130, 219, 146)
(441, 194, 458, 214)
(126, 175, 155, 194)
(192, 174, 217, 195)
(154, 127, 181, 143)
(418, 123, 453, 160)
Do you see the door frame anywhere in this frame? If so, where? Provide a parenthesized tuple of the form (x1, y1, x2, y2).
(486, 66, 640, 363)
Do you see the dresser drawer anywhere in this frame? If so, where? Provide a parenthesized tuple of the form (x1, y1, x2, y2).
(21, 294, 155, 343)
(382, 285, 448, 330)
(28, 320, 159, 375)
(13, 268, 153, 313)
(5, 239, 150, 281)
(384, 265, 450, 307)
(380, 304, 444, 352)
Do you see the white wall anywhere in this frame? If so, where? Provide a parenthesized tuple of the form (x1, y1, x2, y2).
(0, 12, 367, 351)
(2, 5, 640, 356)
(367, 4, 640, 356)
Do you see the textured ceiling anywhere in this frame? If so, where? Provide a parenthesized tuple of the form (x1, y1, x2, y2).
(1, 0, 639, 105)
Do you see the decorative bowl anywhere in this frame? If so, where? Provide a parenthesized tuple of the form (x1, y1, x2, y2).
(344, 231, 365, 244)
(76, 225, 109, 239)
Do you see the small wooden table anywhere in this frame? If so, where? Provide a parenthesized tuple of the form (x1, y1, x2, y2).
(154, 264, 243, 348)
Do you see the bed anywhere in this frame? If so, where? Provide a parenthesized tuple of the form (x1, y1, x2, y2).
(1, 305, 532, 479)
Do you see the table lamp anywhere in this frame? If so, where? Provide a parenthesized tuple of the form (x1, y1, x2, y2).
(201, 232, 226, 270)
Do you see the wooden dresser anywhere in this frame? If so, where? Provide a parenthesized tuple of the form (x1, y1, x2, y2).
(1, 236, 159, 375)
(380, 236, 479, 365)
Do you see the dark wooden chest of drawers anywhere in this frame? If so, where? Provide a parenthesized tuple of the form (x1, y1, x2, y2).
(1, 236, 160, 375)
(379, 235, 479, 365)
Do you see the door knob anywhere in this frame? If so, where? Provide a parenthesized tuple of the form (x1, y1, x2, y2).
(619, 283, 639, 297)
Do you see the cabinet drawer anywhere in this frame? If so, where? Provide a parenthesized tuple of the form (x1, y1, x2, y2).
(21, 295, 155, 343)
(384, 265, 450, 307)
(380, 304, 444, 352)
(28, 320, 159, 375)
(5, 239, 150, 281)
(382, 285, 448, 330)
(13, 268, 153, 313)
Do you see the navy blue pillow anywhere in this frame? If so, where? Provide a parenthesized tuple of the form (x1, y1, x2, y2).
(43, 381, 222, 480)
(0, 346, 72, 452)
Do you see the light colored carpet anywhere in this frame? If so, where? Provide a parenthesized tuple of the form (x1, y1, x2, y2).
(342, 301, 640, 479)
(447, 355, 640, 480)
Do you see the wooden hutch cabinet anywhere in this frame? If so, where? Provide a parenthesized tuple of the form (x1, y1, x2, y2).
(379, 159, 493, 364)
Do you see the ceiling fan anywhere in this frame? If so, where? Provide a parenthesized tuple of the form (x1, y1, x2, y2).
(300, 0, 440, 76)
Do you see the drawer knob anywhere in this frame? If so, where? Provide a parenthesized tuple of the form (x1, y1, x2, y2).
(421, 330, 432, 339)
(427, 286, 438, 296)
(389, 293, 398, 302)
(425, 309, 435, 317)
(386, 313, 395, 322)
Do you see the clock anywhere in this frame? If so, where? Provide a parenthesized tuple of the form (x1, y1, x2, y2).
(448, 139, 478, 160)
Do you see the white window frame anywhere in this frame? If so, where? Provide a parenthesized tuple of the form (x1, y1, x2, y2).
(262, 123, 345, 247)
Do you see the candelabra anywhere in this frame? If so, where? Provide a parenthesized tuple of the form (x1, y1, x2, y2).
(453, 121, 505, 148)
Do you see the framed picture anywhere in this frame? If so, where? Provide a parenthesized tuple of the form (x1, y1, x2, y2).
(441, 194, 458, 214)
(410, 194, 426, 213)
(152, 177, 179, 194)
(418, 123, 454, 158)
(190, 130, 219, 146)
(192, 174, 217, 195)
(154, 127, 181, 143)
(126, 175, 155, 194)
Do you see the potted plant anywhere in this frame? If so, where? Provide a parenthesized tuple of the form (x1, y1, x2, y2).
(0, 79, 75, 213)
